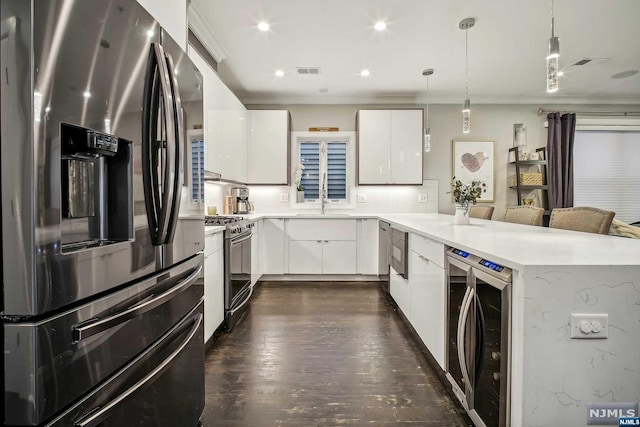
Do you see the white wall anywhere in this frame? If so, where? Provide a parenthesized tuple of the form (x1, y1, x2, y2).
(136, 0, 187, 50)
(248, 103, 546, 219)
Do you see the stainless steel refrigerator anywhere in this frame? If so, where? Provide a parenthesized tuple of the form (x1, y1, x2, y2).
(1, 1, 205, 425)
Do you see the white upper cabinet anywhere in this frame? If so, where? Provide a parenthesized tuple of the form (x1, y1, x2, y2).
(390, 110, 423, 184)
(357, 109, 423, 185)
(188, 46, 248, 183)
(247, 110, 290, 185)
(357, 110, 391, 184)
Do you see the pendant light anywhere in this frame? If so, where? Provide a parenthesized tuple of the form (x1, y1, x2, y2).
(546, 0, 560, 92)
(459, 18, 475, 134)
(422, 69, 434, 152)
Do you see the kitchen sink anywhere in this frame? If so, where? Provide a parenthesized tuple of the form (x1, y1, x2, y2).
(294, 213, 352, 217)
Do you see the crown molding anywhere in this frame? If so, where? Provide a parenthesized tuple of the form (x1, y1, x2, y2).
(239, 93, 640, 106)
(187, 2, 228, 63)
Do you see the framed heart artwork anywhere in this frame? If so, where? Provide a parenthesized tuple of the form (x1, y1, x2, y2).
(452, 139, 495, 202)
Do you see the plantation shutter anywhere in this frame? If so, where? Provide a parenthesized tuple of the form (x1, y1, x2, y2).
(327, 142, 347, 200)
(300, 142, 320, 199)
(191, 138, 205, 201)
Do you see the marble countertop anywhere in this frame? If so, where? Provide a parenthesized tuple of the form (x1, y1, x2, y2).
(239, 212, 640, 269)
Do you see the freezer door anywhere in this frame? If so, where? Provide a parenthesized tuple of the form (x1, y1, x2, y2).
(45, 302, 205, 427)
(3, 254, 203, 426)
(1, 0, 168, 316)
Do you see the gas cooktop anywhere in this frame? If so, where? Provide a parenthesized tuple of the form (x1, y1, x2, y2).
(205, 216, 252, 236)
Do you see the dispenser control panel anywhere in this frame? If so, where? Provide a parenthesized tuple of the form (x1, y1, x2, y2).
(87, 131, 119, 155)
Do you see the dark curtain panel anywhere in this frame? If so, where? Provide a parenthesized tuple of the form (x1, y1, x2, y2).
(546, 112, 576, 210)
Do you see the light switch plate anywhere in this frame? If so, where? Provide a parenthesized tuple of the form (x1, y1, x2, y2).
(418, 194, 428, 203)
(279, 193, 289, 202)
(570, 313, 608, 339)
(357, 193, 367, 203)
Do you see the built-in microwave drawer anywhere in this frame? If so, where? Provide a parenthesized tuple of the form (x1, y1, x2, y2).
(410, 233, 445, 268)
(391, 228, 408, 279)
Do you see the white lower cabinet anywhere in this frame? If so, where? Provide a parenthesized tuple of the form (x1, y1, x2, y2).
(285, 219, 357, 274)
(358, 219, 378, 274)
(409, 250, 446, 369)
(261, 219, 285, 274)
(390, 266, 411, 320)
(288, 240, 323, 274)
(251, 220, 261, 285)
(322, 241, 357, 274)
(204, 233, 224, 343)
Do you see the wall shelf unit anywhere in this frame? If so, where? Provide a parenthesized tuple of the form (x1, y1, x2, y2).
(508, 147, 550, 221)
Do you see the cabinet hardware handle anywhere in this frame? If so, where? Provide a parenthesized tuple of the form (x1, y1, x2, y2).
(317, 240, 322, 243)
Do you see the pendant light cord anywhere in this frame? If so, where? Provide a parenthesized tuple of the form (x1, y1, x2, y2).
(465, 28, 469, 99)
(426, 75, 429, 128)
(551, 0, 555, 37)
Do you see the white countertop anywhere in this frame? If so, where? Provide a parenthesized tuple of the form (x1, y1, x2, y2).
(240, 212, 640, 269)
(205, 225, 226, 236)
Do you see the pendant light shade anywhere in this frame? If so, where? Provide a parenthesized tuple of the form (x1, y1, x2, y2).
(459, 18, 475, 134)
(546, 0, 560, 92)
(422, 69, 434, 152)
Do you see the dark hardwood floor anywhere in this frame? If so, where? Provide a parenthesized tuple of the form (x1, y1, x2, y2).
(201, 282, 470, 426)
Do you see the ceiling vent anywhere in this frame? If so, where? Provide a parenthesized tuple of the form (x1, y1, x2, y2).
(296, 67, 321, 76)
(570, 57, 609, 67)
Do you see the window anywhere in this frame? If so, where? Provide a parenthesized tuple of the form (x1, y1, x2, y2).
(574, 130, 640, 223)
(298, 138, 348, 202)
(190, 136, 205, 202)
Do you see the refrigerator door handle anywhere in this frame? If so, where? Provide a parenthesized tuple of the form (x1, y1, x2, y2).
(142, 43, 176, 245)
(457, 286, 474, 392)
(162, 51, 183, 244)
(72, 312, 203, 427)
(72, 264, 202, 343)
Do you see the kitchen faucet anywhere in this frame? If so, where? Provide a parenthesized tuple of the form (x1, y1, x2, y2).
(321, 172, 327, 214)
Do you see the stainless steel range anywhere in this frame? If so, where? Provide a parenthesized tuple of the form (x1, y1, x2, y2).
(205, 216, 253, 331)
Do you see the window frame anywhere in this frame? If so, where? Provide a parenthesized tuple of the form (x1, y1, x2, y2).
(292, 132, 355, 208)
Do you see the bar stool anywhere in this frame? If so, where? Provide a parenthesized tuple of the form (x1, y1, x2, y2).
(469, 205, 494, 220)
(549, 207, 615, 235)
(504, 205, 545, 226)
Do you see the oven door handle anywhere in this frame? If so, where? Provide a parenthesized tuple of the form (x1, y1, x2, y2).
(229, 233, 252, 245)
(72, 265, 202, 343)
(229, 285, 253, 316)
(73, 312, 203, 427)
(457, 286, 474, 391)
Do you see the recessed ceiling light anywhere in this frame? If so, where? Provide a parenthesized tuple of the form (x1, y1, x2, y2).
(374, 21, 387, 31)
(275, 70, 284, 77)
(257, 22, 270, 32)
(557, 71, 564, 76)
(360, 69, 370, 77)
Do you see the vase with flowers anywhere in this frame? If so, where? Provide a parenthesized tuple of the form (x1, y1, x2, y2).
(449, 177, 487, 225)
(294, 163, 305, 203)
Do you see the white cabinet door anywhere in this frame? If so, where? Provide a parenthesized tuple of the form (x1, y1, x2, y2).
(288, 240, 323, 274)
(390, 110, 423, 184)
(358, 219, 378, 275)
(390, 266, 411, 320)
(322, 241, 357, 274)
(247, 110, 289, 184)
(358, 110, 391, 184)
(409, 250, 446, 369)
(204, 249, 224, 343)
(251, 221, 261, 285)
(222, 107, 248, 183)
(260, 219, 285, 274)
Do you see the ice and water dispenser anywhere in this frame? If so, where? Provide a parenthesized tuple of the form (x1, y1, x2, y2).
(60, 123, 133, 250)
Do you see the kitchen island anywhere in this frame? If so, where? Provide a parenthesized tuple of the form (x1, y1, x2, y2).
(240, 212, 640, 426)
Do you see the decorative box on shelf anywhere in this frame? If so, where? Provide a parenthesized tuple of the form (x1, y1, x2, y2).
(512, 173, 543, 186)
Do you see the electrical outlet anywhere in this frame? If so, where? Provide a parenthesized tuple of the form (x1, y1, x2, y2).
(418, 194, 428, 203)
(570, 313, 608, 339)
(357, 193, 367, 203)
(279, 193, 289, 202)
